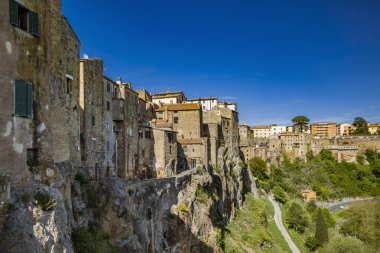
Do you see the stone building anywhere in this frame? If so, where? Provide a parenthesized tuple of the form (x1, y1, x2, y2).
(0, 0, 80, 185)
(79, 58, 107, 180)
(152, 127, 178, 178)
(239, 124, 254, 146)
(280, 133, 313, 160)
(177, 138, 209, 172)
(151, 91, 186, 106)
(252, 125, 272, 138)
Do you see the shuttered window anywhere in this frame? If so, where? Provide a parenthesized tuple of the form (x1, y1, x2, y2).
(28, 11, 39, 36)
(9, 0, 39, 37)
(14, 80, 33, 118)
(9, 0, 18, 26)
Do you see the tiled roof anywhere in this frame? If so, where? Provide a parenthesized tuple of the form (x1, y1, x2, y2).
(156, 103, 200, 112)
(177, 138, 208, 144)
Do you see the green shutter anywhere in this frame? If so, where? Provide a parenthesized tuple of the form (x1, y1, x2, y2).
(29, 11, 39, 36)
(14, 80, 33, 117)
(9, 0, 18, 26)
(15, 80, 27, 117)
(27, 83, 33, 117)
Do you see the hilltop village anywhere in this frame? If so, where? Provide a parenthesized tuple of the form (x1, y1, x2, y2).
(1, 1, 380, 252)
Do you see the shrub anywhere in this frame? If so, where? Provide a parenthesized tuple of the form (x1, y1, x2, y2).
(178, 203, 188, 213)
(306, 201, 317, 213)
(319, 233, 369, 253)
(249, 157, 267, 179)
(196, 187, 209, 204)
(286, 202, 309, 233)
(74, 173, 87, 185)
(305, 236, 318, 251)
(72, 222, 119, 253)
(21, 192, 30, 203)
(272, 185, 287, 204)
(34, 191, 57, 211)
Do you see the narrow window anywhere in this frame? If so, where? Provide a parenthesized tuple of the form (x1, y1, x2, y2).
(106, 100, 110, 111)
(66, 78, 72, 94)
(174, 117, 178, 124)
(14, 80, 32, 117)
(106, 82, 111, 93)
(91, 116, 95, 127)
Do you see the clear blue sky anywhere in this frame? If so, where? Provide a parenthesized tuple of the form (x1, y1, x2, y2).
(62, 0, 380, 126)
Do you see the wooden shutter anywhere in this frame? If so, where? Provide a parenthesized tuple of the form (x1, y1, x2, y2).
(14, 80, 33, 117)
(9, 0, 18, 26)
(26, 82, 33, 117)
(29, 11, 39, 36)
(15, 80, 27, 117)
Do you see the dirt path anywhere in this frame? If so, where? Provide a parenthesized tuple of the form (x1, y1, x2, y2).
(268, 195, 301, 253)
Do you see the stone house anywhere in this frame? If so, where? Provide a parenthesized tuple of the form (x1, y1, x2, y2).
(280, 133, 313, 160)
(151, 91, 186, 106)
(177, 138, 209, 172)
(79, 58, 106, 180)
(0, 0, 80, 185)
(152, 127, 178, 178)
(239, 124, 254, 147)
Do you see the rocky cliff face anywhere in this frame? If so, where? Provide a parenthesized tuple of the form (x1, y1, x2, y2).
(0, 148, 254, 253)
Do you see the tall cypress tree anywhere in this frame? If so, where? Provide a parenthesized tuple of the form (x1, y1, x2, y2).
(315, 208, 329, 246)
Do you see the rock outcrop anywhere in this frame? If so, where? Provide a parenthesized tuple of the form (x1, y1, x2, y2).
(0, 148, 252, 253)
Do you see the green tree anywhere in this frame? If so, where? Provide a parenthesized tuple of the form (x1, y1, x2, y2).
(320, 149, 334, 161)
(292, 115, 310, 133)
(319, 233, 369, 253)
(249, 157, 267, 179)
(352, 117, 369, 135)
(272, 185, 287, 204)
(315, 208, 329, 246)
(286, 202, 309, 233)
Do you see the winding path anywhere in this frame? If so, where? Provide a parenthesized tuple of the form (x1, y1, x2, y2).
(268, 195, 301, 253)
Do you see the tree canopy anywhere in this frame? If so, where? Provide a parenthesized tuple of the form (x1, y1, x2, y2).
(352, 117, 369, 135)
(292, 116, 310, 132)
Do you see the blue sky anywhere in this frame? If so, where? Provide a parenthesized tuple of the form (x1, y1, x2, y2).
(62, 0, 380, 126)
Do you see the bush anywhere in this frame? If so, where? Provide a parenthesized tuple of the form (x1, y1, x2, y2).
(21, 192, 30, 203)
(178, 203, 188, 213)
(286, 202, 309, 233)
(34, 191, 57, 211)
(305, 236, 318, 251)
(249, 157, 267, 179)
(72, 222, 119, 253)
(196, 187, 209, 204)
(319, 233, 369, 253)
(74, 172, 87, 185)
(272, 185, 287, 204)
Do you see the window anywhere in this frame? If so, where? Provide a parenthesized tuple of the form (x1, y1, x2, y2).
(183, 146, 187, 156)
(168, 132, 174, 143)
(106, 82, 111, 93)
(66, 78, 72, 94)
(106, 100, 110, 111)
(10, 0, 39, 36)
(145, 130, 151, 139)
(174, 117, 178, 124)
(191, 159, 196, 169)
(139, 131, 143, 138)
(27, 148, 38, 166)
(91, 116, 95, 127)
(142, 149, 145, 158)
(14, 80, 33, 117)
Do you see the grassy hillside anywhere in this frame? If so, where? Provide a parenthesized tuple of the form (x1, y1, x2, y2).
(224, 194, 291, 253)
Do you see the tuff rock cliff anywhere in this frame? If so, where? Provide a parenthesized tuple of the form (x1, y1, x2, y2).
(0, 147, 257, 253)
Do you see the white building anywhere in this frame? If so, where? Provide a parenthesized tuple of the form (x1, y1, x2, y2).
(252, 126, 272, 138)
(336, 123, 355, 136)
(185, 97, 218, 111)
(218, 102, 238, 112)
(270, 125, 287, 136)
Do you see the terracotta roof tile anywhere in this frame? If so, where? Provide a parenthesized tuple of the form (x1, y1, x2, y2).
(156, 103, 200, 112)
